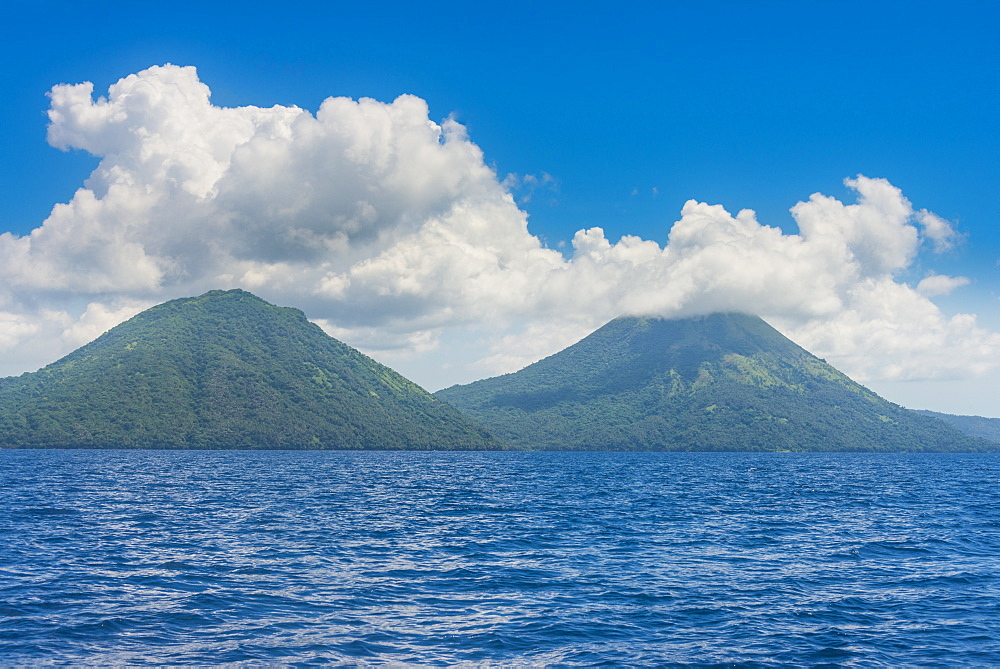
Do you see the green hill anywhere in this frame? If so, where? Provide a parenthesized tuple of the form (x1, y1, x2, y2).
(913, 410, 1000, 443)
(436, 313, 993, 452)
(0, 290, 501, 450)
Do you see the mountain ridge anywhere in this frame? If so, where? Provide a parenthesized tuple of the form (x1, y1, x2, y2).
(913, 410, 1000, 443)
(437, 313, 993, 452)
(0, 289, 501, 450)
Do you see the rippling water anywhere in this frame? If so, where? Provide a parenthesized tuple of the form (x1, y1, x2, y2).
(2, 449, 1000, 665)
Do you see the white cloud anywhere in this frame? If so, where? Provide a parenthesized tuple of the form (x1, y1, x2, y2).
(0, 63, 996, 397)
(772, 279, 996, 383)
(0, 311, 41, 351)
(915, 209, 961, 252)
(59, 299, 151, 350)
(916, 273, 970, 297)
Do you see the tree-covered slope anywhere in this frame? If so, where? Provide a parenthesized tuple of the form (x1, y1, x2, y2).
(0, 290, 501, 450)
(437, 313, 993, 452)
(913, 410, 1000, 443)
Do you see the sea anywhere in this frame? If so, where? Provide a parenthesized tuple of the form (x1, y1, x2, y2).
(2, 449, 999, 666)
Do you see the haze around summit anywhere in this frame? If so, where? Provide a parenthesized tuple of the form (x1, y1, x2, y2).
(1, 1, 998, 417)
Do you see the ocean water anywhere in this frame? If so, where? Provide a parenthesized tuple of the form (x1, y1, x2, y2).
(2, 450, 999, 666)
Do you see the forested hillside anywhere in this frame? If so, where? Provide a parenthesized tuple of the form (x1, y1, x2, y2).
(914, 410, 1000, 443)
(0, 290, 501, 450)
(438, 314, 992, 452)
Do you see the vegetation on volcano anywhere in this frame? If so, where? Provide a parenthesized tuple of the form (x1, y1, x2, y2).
(437, 313, 993, 452)
(0, 290, 500, 450)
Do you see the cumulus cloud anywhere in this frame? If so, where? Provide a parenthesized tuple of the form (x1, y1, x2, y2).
(916, 209, 961, 252)
(0, 63, 996, 391)
(916, 273, 970, 297)
(59, 300, 151, 350)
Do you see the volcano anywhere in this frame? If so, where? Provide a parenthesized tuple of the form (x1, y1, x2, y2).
(436, 313, 991, 452)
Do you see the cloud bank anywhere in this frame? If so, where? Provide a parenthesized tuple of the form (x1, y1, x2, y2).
(0, 64, 995, 389)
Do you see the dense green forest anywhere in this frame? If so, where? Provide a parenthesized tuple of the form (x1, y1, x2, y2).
(3, 293, 989, 452)
(914, 410, 1000, 443)
(0, 290, 501, 450)
(437, 313, 994, 452)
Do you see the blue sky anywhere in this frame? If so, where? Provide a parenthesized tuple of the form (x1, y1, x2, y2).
(1, 1, 998, 415)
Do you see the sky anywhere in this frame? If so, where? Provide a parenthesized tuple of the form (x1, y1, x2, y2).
(1, 0, 998, 416)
